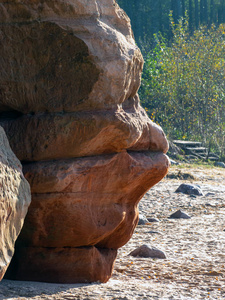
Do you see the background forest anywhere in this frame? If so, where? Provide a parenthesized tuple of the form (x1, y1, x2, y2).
(117, 0, 225, 160)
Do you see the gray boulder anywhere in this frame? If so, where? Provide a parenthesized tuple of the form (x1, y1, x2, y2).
(175, 183, 203, 196)
(169, 209, 191, 219)
(214, 162, 225, 168)
(129, 245, 166, 259)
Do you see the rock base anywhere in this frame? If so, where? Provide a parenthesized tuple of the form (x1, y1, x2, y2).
(5, 246, 117, 283)
(5, 151, 169, 283)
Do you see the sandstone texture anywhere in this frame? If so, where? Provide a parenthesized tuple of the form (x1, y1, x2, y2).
(0, 127, 31, 281)
(0, 0, 169, 283)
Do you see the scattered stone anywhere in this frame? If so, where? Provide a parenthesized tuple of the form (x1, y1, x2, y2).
(214, 162, 225, 168)
(169, 209, 191, 219)
(148, 231, 161, 235)
(138, 214, 149, 225)
(175, 183, 203, 196)
(205, 203, 216, 207)
(129, 245, 166, 259)
(147, 217, 159, 223)
(205, 192, 216, 197)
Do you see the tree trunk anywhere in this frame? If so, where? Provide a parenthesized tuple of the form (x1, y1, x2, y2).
(189, 0, 194, 33)
(159, 0, 163, 32)
(200, 0, 204, 24)
(151, 1, 160, 34)
(181, 0, 185, 18)
(210, 0, 214, 25)
(222, 0, 225, 23)
(171, 0, 177, 23)
(195, 0, 199, 29)
(203, 0, 208, 25)
(177, 0, 182, 19)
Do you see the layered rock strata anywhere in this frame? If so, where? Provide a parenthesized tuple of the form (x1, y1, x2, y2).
(0, 127, 31, 281)
(1, 0, 169, 283)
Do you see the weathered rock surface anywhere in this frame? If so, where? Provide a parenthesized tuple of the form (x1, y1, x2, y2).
(1, 0, 169, 283)
(0, 127, 31, 281)
(20, 151, 169, 249)
(0, 0, 142, 113)
(6, 246, 117, 283)
(1, 107, 168, 162)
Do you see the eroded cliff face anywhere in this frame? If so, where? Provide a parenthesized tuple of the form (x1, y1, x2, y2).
(0, 0, 169, 283)
(0, 127, 31, 281)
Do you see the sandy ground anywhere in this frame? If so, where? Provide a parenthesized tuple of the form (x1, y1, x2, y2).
(0, 164, 225, 300)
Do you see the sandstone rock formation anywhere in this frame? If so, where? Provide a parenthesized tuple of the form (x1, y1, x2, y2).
(0, 127, 31, 281)
(0, 0, 169, 283)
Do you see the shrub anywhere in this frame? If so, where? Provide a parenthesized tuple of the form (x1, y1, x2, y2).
(140, 20, 225, 157)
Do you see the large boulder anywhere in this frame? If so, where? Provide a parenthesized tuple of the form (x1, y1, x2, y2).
(1, 0, 169, 283)
(1, 109, 168, 161)
(0, 127, 31, 281)
(0, 0, 142, 114)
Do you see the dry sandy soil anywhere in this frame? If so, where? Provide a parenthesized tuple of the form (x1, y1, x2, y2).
(1, 163, 225, 300)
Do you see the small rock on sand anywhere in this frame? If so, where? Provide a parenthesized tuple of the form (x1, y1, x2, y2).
(129, 245, 166, 259)
(138, 214, 148, 225)
(214, 162, 225, 168)
(175, 183, 204, 196)
(169, 209, 191, 219)
(147, 217, 159, 222)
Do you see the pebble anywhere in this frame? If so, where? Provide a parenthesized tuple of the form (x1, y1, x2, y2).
(205, 203, 216, 207)
(175, 183, 204, 196)
(205, 192, 216, 197)
(169, 209, 191, 219)
(147, 217, 159, 222)
(129, 245, 166, 259)
(138, 214, 148, 225)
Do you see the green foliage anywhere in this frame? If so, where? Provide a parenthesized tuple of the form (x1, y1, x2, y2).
(139, 21, 225, 157)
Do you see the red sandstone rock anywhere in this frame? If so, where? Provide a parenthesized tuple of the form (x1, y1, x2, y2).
(0, 0, 169, 283)
(0, 1, 142, 113)
(1, 106, 168, 162)
(20, 151, 169, 249)
(5, 246, 117, 283)
(0, 127, 31, 281)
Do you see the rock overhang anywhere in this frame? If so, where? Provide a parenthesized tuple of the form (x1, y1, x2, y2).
(0, 0, 169, 283)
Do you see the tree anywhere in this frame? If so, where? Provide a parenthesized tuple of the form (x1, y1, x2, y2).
(139, 22, 225, 156)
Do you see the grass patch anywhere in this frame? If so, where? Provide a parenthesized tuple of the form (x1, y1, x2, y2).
(170, 161, 215, 170)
